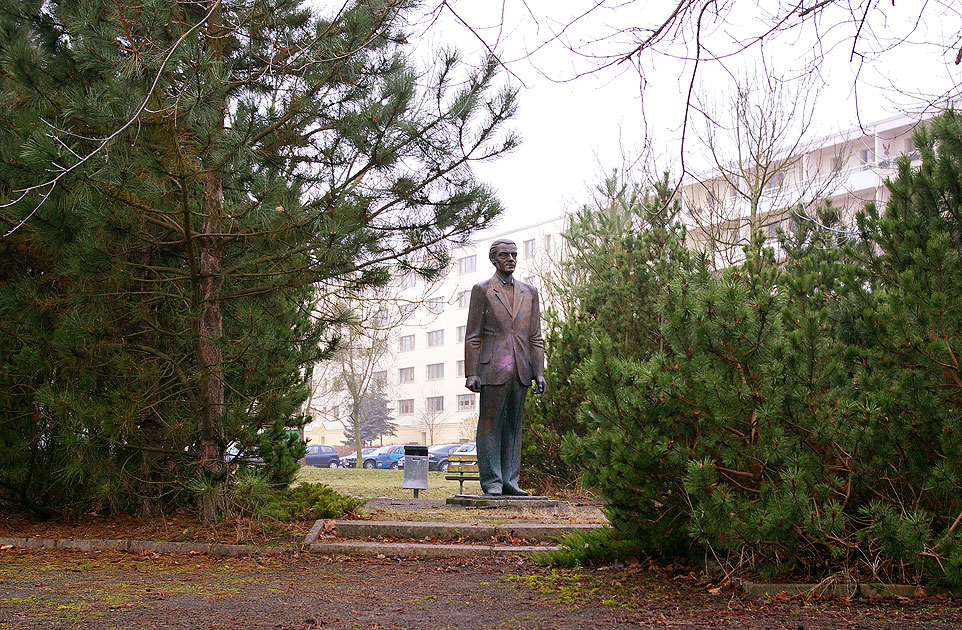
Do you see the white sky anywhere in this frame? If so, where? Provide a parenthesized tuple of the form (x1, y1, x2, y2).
(407, 1, 962, 236)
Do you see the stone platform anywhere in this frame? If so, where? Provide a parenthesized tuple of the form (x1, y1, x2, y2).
(445, 494, 559, 508)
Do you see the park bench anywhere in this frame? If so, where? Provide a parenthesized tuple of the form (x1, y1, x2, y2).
(445, 453, 480, 495)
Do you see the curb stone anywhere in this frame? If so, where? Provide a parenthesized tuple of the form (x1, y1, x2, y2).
(0, 536, 289, 557)
(0, 535, 557, 559)
(740, 580, 947, 599)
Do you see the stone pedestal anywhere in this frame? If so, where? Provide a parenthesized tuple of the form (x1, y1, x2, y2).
(445, 494, 559, 508)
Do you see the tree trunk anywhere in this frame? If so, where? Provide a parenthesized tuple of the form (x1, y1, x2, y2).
(197, 0, 227, 523)
(197, 169, 226, 523)
(138, 247, 164, 517)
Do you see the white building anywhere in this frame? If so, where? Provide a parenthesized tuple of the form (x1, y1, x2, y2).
(682, 112, 928, 265)
(304, 112, 932, 448)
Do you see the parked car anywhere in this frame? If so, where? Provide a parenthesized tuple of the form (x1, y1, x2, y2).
(339, 447, 376, 468)
(424, 443, 466, 472)
(303, 444, 339, 468)
(452, 442, 476, 457)
(370, 445, 406, 469)
(224, 442, 263, 465)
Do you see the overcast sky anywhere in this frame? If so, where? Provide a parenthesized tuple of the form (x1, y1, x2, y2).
(407, 1, 962, 236)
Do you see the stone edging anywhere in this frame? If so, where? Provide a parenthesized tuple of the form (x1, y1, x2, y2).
(0, 536, 556, 559)
(740, 580, 947, 599)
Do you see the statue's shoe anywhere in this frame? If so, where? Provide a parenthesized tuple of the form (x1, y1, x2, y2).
(503, 487, 529, 496)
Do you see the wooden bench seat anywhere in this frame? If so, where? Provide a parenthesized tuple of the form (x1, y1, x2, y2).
(444, 453, 480, 494)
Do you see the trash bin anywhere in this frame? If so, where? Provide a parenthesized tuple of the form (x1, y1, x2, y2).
(402, 445, 429, 498)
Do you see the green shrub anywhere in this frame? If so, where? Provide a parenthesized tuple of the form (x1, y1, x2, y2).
(229, 472, 361, 521)
(536, 528, 647, 568)
(268, 482, 363, 520)
(551, 112, 962, 588)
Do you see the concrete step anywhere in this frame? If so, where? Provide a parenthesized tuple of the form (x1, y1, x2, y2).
(308, 540, 557, 558)
(306, 519, 608, 543)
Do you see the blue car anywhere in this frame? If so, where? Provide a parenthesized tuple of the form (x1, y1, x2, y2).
(366, 445, 406, 469)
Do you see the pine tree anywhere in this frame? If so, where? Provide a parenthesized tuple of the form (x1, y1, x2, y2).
(0, 0, 516, 520)
(853, 110, 962, 583)
(342, 386, 397, 446)
(521, 173, 689, 490)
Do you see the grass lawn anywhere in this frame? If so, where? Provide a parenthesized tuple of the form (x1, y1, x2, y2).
(296, 467, 466, 500)
(295, 466, 608, 524)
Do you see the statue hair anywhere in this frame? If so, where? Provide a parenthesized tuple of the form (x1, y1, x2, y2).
(488, 239, 516, 262)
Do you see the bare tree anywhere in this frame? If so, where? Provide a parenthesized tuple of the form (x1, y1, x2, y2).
(417, 402, 446, 447)
(306, 267, 448, 464)
(684, 71, 844, 267)
(430, 1, 961, 182)
(307, 293, 405, 470)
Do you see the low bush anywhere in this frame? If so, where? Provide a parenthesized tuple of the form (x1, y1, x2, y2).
(229, 470, 360, 521)
(536, 528, 647, 568)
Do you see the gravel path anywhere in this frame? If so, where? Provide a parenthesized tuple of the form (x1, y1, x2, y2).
(2, 547, 960, 629)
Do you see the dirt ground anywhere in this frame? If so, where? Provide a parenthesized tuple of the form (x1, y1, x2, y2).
(1, 547, 960, 630)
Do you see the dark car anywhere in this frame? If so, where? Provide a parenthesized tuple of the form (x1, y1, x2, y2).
(426, 443, 465, 472)
(303, 444, 339, 468)
(339, 447, 376, 468)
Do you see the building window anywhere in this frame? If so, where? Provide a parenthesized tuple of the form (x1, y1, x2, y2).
(905, 137, 919, 159)
(398, 399, 414, 415)
(456, 360, 465, 377)
(427, 297, 444, 314)
(427, 329, 444, 347)
(766, 172, 785, 190)
(860, 148, 874, 169)
(331, 405, 339, 420)
(399, 367, 414, 384)
(524, 239, 536, 258)
(373, 371, 387, 387)
(426, 396, 444, 412)
(457, 325, 466, 343)
(401, 272, 416, 289)
(458, 255, 476, 275)
(400, 335, 415, 352)
(544, 234, 552, 250)
(400, 303, 415, 320)
(523, 276, 538, 288)
(458, 291, 470, 309)
(426, 363, 444, 380)
(457, 394, 476, 411)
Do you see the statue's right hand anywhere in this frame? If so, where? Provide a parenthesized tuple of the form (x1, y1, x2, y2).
(465, 376, 481, 393)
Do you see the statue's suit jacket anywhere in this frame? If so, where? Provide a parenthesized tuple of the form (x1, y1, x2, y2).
(464, 276, 545, 387)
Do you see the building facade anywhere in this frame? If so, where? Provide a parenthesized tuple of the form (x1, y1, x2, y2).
(681, 113, 927, 265)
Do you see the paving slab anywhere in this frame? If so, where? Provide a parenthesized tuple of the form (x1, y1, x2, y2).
(446, 494, 559, 508)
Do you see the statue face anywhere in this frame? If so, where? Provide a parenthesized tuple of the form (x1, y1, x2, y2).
(492, 243, 518, 275)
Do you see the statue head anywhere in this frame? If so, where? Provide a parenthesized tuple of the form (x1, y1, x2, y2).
(489, 239, 518, 276)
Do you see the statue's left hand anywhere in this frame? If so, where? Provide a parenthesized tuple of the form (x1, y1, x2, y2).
(534, 375, 547, 396)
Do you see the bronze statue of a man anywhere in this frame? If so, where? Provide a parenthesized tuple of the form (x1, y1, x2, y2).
(464, 239, 546, 496)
